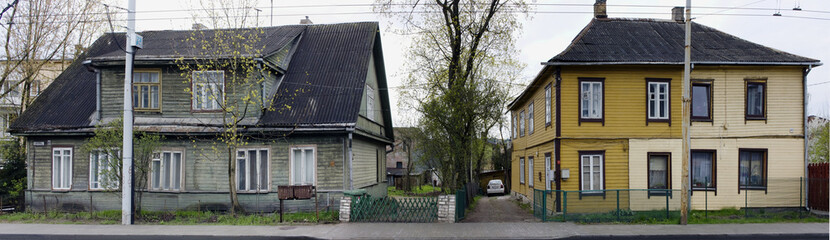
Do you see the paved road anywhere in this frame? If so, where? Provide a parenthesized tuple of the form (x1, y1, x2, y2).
(0, 222, 826, 239)
(463, 195, 539, 222)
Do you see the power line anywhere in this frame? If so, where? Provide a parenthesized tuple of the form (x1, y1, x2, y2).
(808, 81, 830, 86)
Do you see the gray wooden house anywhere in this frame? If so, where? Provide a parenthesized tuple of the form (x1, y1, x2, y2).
(9, 22, 393, 212)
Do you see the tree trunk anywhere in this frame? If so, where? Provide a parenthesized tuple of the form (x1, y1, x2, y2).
(228, 146, 243, 215)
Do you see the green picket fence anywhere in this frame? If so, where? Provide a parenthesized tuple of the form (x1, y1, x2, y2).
(350, 195, 438, 222)
(533, 189, 680, 223)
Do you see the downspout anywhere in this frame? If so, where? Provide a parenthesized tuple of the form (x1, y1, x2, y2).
(348, 129, 354, 190)
(96, 69, 102, 122)
(803, 65, 812, 210)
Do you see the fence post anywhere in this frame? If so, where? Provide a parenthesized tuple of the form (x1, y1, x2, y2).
(705, 177, 708, 219)
(665, 190, 670, 220)
(799, 177, 803, 218)
(543, 190, 547, 222)
(562, 191, 567, 222)
(616, 190, 620, 221)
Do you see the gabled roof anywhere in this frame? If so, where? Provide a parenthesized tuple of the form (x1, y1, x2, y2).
(548, 18, 820, 65)
(10, 22, 392, 136)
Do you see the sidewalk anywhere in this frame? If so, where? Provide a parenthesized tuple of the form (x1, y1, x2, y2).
(0, 222, 826, 239)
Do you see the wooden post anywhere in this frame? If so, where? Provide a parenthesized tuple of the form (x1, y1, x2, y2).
(89, 195, 93, 218)
(315, 187, 318, 221)
(42, 195, 46, 214)
(279, 199, 284, 223)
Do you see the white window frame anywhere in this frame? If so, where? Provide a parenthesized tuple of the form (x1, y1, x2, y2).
(519, 157, 525, 184)
(52, 147, 73, 190)
(647, 81, 670, 120)
(149, 150, 184, 192)
(519, 110, 525, 137)
(580, 81, 603, 119)
(528, 103, 534, 134)
(289, 146, 317, 186)
(545, 84, 551, 125)
(236, 148, 271, 193)
(192, 70, 224, 111)
(89, 149, 119, 190)
(366, 84, 375, 121)
(512, 114, 517, 139)
(580, 153, 604, 193)
(528, 156, 534, 187)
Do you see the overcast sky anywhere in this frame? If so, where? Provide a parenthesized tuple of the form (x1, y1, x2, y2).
(130, 0, 830, 128)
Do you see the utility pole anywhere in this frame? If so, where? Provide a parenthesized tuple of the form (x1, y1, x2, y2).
(122, 0, 137, 225)
(680, 0, 692, 225)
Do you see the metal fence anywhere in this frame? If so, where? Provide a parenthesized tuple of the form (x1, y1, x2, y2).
(532, 177, 815, 223)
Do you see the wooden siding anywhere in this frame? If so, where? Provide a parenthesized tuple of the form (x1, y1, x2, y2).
(359, 54, 385, 129)
(100, 65, 268, 120)
(690, 66, 805, 138)
(559, 65, 682, 138)
(689, 138, 804, 210)
(558, 139, 629, 213)
(352, 138, 384, 188)
(628, 139, 683, 211)
(510, 141, 555, 198)
(510, 74, 556, 152)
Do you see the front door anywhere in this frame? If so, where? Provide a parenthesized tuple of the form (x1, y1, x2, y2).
(545, 153, 552, 190)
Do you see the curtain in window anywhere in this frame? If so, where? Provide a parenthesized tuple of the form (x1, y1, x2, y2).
(649, 155, 668, 189)
(304, 149, 314, 184)
(592, 83, 601, 117)
(740, 151, 764, 187)
(519, 158, 524, 183)
(528, 157, 534, 187)
(692, 152, 713, 188)
(259, 150, 268, 191)
(747, 84, 764, 116)
(90, 152, 99, 189)
(581, 83, 590, 117)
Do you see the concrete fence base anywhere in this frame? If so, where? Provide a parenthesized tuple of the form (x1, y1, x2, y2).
(437, 195, 456, 223)
(339, 197, 351, 222)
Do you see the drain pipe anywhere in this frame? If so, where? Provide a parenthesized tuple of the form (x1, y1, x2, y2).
(348, 129, 354, 190)
(803, 65, 812, 210)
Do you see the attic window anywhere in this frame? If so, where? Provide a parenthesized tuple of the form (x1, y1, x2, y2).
(366, 84, 375, 121)
(192, 71, 224, 111)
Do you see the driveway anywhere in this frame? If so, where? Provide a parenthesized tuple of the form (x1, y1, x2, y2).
(462, 195, 539, 222)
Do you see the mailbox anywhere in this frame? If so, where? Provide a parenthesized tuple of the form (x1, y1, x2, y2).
(561, 169, 570, 180)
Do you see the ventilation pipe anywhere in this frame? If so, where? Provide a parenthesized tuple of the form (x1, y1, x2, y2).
(594, 0, 607, 19)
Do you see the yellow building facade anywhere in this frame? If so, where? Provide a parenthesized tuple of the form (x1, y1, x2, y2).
(509, 18, 820, 213)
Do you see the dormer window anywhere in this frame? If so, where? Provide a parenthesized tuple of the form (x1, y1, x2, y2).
(192, 71, 224, 111)
(132, 70, 161, 111)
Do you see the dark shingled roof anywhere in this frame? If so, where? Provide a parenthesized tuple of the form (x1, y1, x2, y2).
(11, 22, 391, 134)
(549, 18, 820, 64)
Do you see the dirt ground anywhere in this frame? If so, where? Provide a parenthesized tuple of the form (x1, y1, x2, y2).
(462, 195, 539, 222)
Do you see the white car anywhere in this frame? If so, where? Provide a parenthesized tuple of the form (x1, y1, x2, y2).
(486, 179, 505, 196)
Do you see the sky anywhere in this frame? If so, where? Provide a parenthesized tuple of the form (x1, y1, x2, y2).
(127, 0, 830, 129)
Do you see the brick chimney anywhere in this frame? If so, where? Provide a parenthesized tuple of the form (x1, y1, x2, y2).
(672, 7, 685, 22)
(192, 23, 207, 30)
(594, 0, 607, 19)
(300, 16, 313, 25)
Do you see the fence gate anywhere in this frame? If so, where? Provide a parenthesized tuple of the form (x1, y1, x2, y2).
(809, 163, 829, 211)
(351, 195, 438, 222)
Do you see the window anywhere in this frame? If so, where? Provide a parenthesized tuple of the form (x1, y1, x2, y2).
(580, 79, 603, 120)
(519, 111, 525, 137)
(739, 149, 767, 189)
(366, 84, 375, 121)
(746, 81, 766, 119)
(519, 157, 525, 184)
(192, 71, 224, 111)
(512, 114, 517, 138)
(90, 150, 119, 190)
(691, 150, 716, 190)
(3, 81, 20, 99)
(647, 80, 670, 121)
(30, 80, 41, 97)
(691, 82, 712, 121)
(237, 148, 269, 192)
(648, 153, 670, 195)
(528, 103, 534, 134)
(52, 147, 73, 190)
(545, 84, 551, 125)
(580, 152, 603, 193)
(396, 162, 403, 168)
(132, 71, 160, 111)
(150, 151, 182, 191)
(528, 157, 534, 187)
(290, 146, 316, 185)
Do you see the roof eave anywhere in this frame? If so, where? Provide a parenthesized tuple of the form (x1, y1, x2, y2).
(543, 61, 822, 66)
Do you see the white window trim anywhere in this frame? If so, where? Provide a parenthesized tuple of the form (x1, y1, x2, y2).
(236, 147, 271, 193)
(528, 157, 534, 187)
(528, 103, 535, 134)
(366, 84, 375, 121)
(89, 149, 119, 191)
(580, 81, 603, 119)
(519, 110, 525, 137)
(52, 147, 73, 190)
(289, 145, 317, 186)
(647, 81, 670, 120)
(580, 154, 604, 192)
(191, 70, 225, 111)
(149, 150, 185, 192)
(545, 84, 551, 125)
(519, 158, 525, 184)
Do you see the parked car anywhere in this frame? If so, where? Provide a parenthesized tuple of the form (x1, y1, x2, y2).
(486, 179, 505, 196)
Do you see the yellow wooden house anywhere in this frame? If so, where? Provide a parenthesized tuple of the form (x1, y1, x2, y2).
(509, 10, 820, 213)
